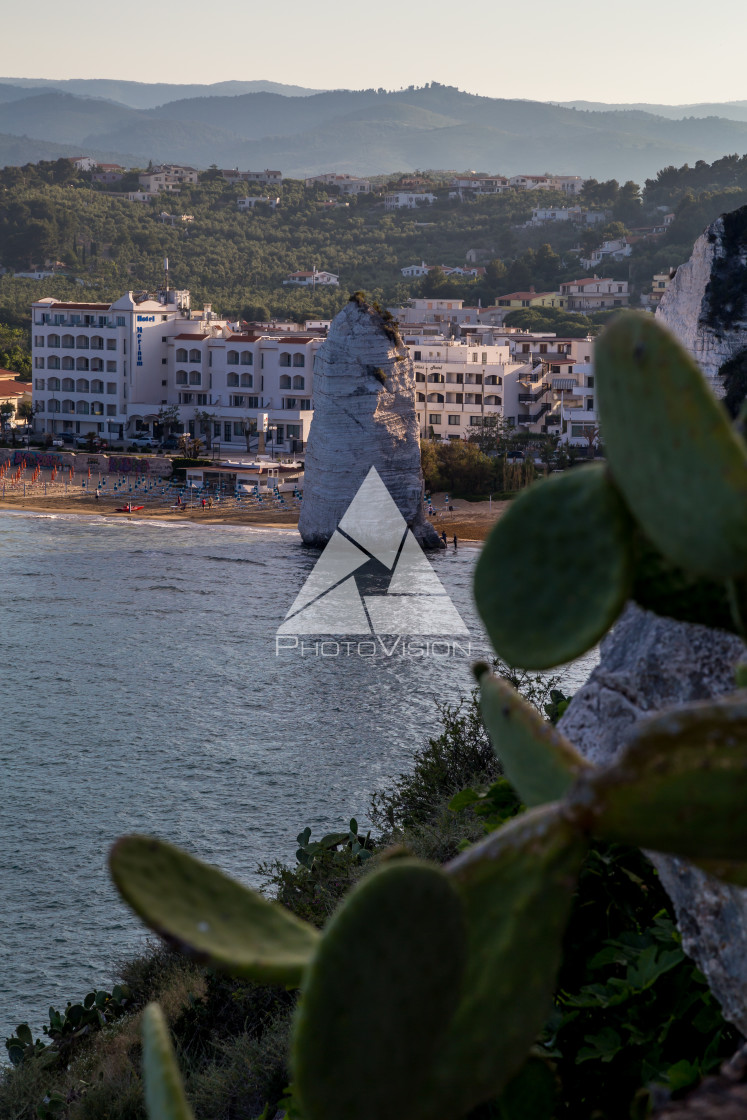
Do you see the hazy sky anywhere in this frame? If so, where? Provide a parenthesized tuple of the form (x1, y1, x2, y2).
(8, 0, 747, 104)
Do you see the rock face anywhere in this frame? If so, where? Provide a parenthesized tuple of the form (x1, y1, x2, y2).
(299, 298, 441, 549)
(559, 604, 747, 1034)
(657, 205, 747, 401)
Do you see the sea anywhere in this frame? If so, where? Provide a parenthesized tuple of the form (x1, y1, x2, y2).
(0, 512, 596, 1043)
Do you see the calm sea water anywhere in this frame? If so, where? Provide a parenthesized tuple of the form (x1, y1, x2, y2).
(0, 512, 595, 1042)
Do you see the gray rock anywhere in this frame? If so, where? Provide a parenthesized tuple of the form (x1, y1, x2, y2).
(299, 299, 441, 549)
(559, 604, 747, 1033)
(657, 205, 747, 398)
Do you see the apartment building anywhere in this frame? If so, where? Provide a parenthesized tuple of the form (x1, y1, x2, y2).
(400, 333, 528, 440)
(283, 270, 339, 287)
(509, 175, 586, 195)
(31, 289, 197, 442)
(384, 192, 437, 210)
(449, 176, 509, 197)
(220, 169, 283, 186)
(30, 290, 322, 456)
(579, 238, 632, 270)
(494, 289, 568, 311)
(165, 330, 323, 454)
(305, 173, 371, 194)
(559, 277, 629, 311)
(138, 165, 198, 194)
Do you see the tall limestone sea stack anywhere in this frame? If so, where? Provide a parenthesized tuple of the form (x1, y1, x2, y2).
(298, 295, 442, 549)
(657, 204, 747, 410)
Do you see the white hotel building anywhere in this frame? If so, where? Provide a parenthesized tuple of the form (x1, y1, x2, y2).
(30, 290, 322, 454)
(31, 290, 595, 452)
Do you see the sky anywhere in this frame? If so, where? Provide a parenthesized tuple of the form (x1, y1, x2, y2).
(7, 0, 747, 105)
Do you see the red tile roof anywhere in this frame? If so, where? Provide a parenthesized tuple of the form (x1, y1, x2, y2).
(0, 377, 31, 396)
(173, 333, 208, 341)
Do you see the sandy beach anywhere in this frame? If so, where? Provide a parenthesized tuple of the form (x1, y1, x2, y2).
(0, 490, 510, 539)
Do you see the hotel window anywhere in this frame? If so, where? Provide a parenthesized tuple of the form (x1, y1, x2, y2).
(448, 415, 461, 426)
(472, 353, 478, 362)
(107, 338, 117, 351)
(233, 423, 244, 437)
(227, 350, 239, 365)
(227, 372, 239, 387)
(107, 404, 117, 416)
(176, 348, 188, 362)
(292, 353, 305, 368)
(47, 378, 60, 391)
(428, 414, 442, 425)
(117, 316, 125, 326)
(189, 371, 201, 385)
(279, 353, 291, 367)
(35, 378, 45, 389)
(240, 373, 252, 388)
(197, 394, 207, 405)
(106, 382, 116, 394)
(176, 370, 188, 385)
(35, 356, 44, 368)
(240, 351, 253, 365)
(189, 349, 201, 363)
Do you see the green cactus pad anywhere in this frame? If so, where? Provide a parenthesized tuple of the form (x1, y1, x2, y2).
(631, 530, 737, 633)
(570, 696, 747, 860)
(293, 860, 466, 1120)
(110, 836, 319, 986)
(474, 464, 633, 669)
(437, 805, 588, 1115)
(475, 666, 592, 805)
(595, 314, 747, 579)
(142, 1003, 195, 1120)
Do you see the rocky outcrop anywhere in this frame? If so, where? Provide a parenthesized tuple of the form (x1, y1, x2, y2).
(657, 205, 747, 404)
(559, 604, 747, 1034)
(299, 297, 441, 549)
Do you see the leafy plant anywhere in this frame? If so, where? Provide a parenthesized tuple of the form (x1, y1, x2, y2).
(107, 314, 747, 1119)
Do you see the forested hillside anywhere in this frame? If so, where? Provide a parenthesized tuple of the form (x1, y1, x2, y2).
(2, 154, 747, 334)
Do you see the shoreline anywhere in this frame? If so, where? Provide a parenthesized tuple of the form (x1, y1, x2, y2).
(0, 492, 509, 541)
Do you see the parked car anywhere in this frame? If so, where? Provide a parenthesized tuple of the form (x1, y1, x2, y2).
(128, 437, 158, 451)
(160, 435, 182, 451)
(59, 433, 75, 445)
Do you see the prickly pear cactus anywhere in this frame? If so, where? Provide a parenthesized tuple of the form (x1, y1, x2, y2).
(110, 313, 747, 1120)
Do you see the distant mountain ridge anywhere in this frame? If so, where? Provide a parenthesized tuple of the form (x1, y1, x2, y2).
(0, 78, 324, 109)
(2, 81, 747, 180)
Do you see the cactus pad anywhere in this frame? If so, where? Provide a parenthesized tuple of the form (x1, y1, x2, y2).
(142, 1003, 195, 1120)
(474, 464, 633, 668)
(570, 696, 747, 860)
(595, 314, 747, 579)
(475, 665, 592, 805)
(438, 805, 588, 1115)
(631, 530, 737, 633)
(293, 860, 465, 1120)
(110, 836, 319, 986)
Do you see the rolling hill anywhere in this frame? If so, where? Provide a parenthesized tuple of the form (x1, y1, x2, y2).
(3, 82, 747, 180)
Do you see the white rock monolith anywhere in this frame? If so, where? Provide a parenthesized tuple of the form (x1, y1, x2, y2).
(299, 298, 442, 549)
